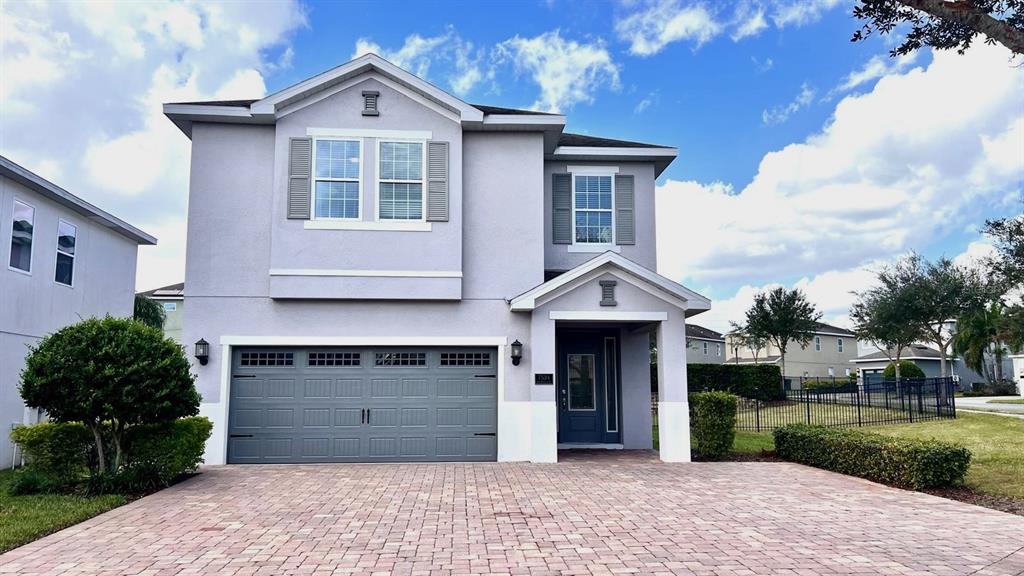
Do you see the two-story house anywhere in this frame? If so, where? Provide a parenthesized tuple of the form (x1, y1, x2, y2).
(725, 322, 857, 379)
(1, 156, 155, 468)
(164, 54, 710, 465)
(138, 282, 185, 342)
(685, 324, 725, 364)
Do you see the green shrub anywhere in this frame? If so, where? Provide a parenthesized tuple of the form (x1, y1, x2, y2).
(120, 416, 213, 490)
(882, 360, 926, 379)
(7, 467, 72, 495)
(9, 422, 92, 489)
(773, 424, 971, 489)
(688, 364, 784, 401)
(689, 392, 738, 460)
(966, 380, 1019, 396)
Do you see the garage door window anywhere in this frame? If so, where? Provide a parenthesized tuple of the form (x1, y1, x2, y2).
(375, 352, 426, 366)
(308, 351, 361, 366)
(240, 351, 294, 367)
(440, 352, 491, 366)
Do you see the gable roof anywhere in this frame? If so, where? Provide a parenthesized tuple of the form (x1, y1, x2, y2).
(852, 344, 950, 363)
(138, 282, 184, 299)
(813, 322, 855, 336)
(558, 132, 668, 148)
(725, 355, 781, 364)
(0, 156, 156, 245)
(472, 104, 559, 116)
(509, 251, 711, 316)
(687, 324, 724, 341)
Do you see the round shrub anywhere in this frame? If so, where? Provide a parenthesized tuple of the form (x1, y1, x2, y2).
(689, 391, 738, 460)
(883, 360, 926, 379)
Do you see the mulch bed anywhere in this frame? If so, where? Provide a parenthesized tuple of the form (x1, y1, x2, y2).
(925, 488, 1024, 517)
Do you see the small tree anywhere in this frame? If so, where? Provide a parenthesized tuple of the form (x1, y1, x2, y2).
(19, 317, 199, 473)
(728, 323, 767, 364)
(742, 287, 823, 378)
(850, 262, 926, 379)
(955, 300, 1014, 381)
(134, 294, 166, 330)
(911, 256, 989, 377)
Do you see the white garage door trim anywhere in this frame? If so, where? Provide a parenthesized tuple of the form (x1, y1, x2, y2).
(203, 336, 510, 465)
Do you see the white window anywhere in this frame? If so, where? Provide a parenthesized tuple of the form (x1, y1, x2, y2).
(378, 141, 424, 220)
(845, 368, 851, 377)
(573, 174, 613, 244)
(716, 343, 722, 357)
(837, 338, 844, 353)
(702, 342, 708, 355)
(828, 367, 835, 377)
(814, 336, 821, 352)
(163, 302, 177, 312)
(8, 199, 34, 273)
(54, 219, 76, 286)
(314, 139, 361, 219)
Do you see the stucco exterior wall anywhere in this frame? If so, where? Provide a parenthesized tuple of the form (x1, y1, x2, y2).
(0, 175, 139, 468)
(726, 333, 857, 377)
(687, 338, 724, 364)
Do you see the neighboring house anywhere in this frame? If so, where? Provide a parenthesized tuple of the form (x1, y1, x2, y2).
(686, 324, 724, 364)
(164, 53, 710, 465)
(138, 282, 184, 342)
(724, 322, 857, 378)
(0, 156, 155, 469)
(852, 344, 990, 385)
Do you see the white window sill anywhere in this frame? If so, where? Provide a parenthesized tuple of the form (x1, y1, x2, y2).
(304, 220, 432, 232)
(567, 244, 621, 253)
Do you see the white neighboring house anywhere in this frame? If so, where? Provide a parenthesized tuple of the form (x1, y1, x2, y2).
(138, 282, 185, 342)
(1, 156, 156, 468)
(685, 324, 724, 364)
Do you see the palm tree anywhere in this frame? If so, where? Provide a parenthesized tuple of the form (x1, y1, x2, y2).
(954, 301, 1011, 382)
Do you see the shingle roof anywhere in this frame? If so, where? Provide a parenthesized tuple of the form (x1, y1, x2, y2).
(168, 99, 258, 107)
(557, 132, 668, 148)
(725, 355, 781, 364)
(472, 104, 558, 116)
(139, 282, 184, 298)
(814, 322, 855, 336)
(855, 345, 943, 362)
(687, 324, 724, 341)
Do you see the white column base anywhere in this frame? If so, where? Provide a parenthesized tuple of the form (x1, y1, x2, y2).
(530, 400, 558, 463)
(657, 401, 691, 462)
(198, 401, 227, 465)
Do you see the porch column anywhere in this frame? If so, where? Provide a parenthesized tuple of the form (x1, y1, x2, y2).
(1012, 355, 1024, 398)
(656, 313, 691, 462)
(529, 311, 558, 462)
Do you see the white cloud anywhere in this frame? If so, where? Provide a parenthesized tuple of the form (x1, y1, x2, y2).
(0, 1, 306, 290)
(495, 30, 619, 113)
(770, 0, 844, 28)
(352, 27, 487, 97)
(616, 0, 721, 56)
(731, 3, 768, 41)
(832, 52, 918, 95)
(752, 56, 774, 72)
(658, 43, 1024, 331)
(762, 82, 816, 125)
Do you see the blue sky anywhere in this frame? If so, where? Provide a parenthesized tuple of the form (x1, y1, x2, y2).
(2, 0, 1021, 331)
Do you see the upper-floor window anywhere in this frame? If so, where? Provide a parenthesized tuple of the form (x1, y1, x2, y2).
(8, 199, 34, 273)
(314, 139, 361, 219)
(54, 219, 76, 286)
(163, 302, 177, 312)
(702, 342, 708, 355)
(814, 336, 821, 352)
(378, 141, 424, 220)
(574, 175, 612, 244)
(837, 338, 844, 353)
(716, 343, 722, 357)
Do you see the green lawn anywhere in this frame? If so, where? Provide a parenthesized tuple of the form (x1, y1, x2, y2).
(0, 470, 125, 553)
(729, 412, 1024, 500)
(987, 399, 1024, 405)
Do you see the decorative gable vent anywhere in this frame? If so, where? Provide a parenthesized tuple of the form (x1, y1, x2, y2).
(599, 280, 617, 307)
(361, 90, 380, 116)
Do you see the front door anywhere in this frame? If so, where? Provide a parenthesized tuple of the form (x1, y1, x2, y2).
(557, 331, 621, 444)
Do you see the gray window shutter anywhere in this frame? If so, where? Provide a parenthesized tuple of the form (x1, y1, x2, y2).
(615, 174, 635, 245)
(552, 173, 571, 244)
(426, 141, 449, 222)
(287, 137, 312, 219)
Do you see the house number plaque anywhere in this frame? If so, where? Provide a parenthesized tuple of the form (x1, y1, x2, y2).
(534, 373, 554, 385)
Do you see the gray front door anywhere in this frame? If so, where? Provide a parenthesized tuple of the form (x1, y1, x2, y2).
(228, 347, 497, 463)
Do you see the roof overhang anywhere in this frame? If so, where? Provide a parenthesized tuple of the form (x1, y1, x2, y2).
(0, 156, 156, 245)
(550, 146, 678, 177)
(851, 356, 948, 364)
(509, 251, 711, 317)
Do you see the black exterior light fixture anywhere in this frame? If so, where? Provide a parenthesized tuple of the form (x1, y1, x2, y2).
(194, 338, 210, 366)
(510, 340, 523, 366)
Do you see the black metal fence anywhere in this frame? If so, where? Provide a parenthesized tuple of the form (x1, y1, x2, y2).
(736, 377, 957, 432)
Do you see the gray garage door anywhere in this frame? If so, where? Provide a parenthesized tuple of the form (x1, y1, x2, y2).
(227, 347, 497, 463)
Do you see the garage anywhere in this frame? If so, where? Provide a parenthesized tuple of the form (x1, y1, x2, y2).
(227, 347, 497, 463)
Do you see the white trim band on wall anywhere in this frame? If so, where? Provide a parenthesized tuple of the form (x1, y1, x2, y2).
(269, 268, 463, 278)
(219, 335, 508, 346)
(306, 127, 433, 139)
(548, 311, 668, 322)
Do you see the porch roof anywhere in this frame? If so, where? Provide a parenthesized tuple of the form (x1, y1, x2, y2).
(508, 251, 711, 317)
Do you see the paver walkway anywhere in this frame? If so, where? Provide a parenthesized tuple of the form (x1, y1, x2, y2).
(2, 451, 1023, 575)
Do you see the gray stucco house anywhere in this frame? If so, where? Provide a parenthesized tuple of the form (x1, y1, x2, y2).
(1, 156, 155, 468)
(138, 282, 185, 342)
(685, 324, 725, 364)
(852, 344, 992, 385)
(164, 54, 710, 465)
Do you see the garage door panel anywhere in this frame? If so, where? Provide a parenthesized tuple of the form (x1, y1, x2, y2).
(228, 347, 496, 463)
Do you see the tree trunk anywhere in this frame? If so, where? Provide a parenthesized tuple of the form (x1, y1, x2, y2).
(90, 423, 106, 474)
(112, 421, 124, 472)
(901, 0, 1024, 56)
(995, 344, 1004, 381)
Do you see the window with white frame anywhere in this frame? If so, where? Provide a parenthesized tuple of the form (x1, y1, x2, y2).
(163, 302, 177, 312)
(573, 175, 613, 244)
(814, 336, 821, 352)
(837, 338, 844, 353)
(716, 343, 722, 357)
(828, 367, 835, 376)
(702, 342, 708, 355)
(378, 141, 424, 220)
(8, 199, 34, 273)
(845, 368, 851, 377)
(54, 219, 76, 286)
(314, 139, 361, 219)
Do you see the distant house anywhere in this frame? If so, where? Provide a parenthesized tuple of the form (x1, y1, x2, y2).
(137, 282, 184, 342)
(1, 156, 155, 469)
(852, 344, 993, 385)
(686, 324, 724, 364)
(725, 322, 858, 378)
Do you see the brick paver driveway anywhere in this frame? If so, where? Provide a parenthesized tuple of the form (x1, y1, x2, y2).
(3, 452, 1023, 576)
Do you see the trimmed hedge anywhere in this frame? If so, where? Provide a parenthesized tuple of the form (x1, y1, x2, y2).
(689, 392, 737, 460)
(773, 424, 971, 490)
(116, 416, 213, 492)
(9, 422, 92, 488)
(688, 363, 784, 401)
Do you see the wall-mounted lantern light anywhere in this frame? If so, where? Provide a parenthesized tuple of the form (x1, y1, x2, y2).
(194, 338, 210, 366)
(510, 340, 523, 366)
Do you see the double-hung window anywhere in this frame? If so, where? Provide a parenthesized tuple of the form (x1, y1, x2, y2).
(814, 336, 821, 352)
(54, 219, 76, 286)
(378, 141, 424, 220)
(702, 342, 708, 355)
(8, 199, 34, 273)
(573, 174, 613, 244)
(837, 338, 844, 353)
(314, 139, 361, 219)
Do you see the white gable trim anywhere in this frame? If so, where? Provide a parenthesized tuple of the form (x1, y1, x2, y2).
(532, 267, 690, 312)
(278, 73, 461, 123)
(509, 252, 711, 313)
